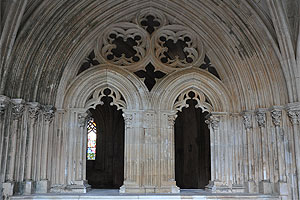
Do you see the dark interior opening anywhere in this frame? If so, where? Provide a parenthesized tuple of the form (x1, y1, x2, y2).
(175, 96, 210, 189)
(86, 91, 125, 189)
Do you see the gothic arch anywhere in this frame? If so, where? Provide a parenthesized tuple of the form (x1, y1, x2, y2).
(152, 68, 232, 113)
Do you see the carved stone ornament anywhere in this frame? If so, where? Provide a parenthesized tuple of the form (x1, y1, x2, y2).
(271, 109, 282, 127)
(288, 110, 300, 125)
(173, 89, 212, 113)
(242, 113, 252, 129)
(78, 113, 89, 127)
(85, 87, 126, 111)
(28, 102, 41, 120)
(97, 22, 149, 66)
(167, 113, 178, 128)
(122, 113, 133, 128)
(43, 105, 56, 122)
(205, 115, 220, 130)
(0, 95, 10, 116)
(11, 100, 25, 120)
(256, 110, 266, 128)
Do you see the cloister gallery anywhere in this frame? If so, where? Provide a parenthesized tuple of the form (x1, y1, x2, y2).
(0, 0, 300, 199)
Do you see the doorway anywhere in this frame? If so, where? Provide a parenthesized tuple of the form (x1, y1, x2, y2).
(86, 89, 125, 189)
(175, 92, 210, 189)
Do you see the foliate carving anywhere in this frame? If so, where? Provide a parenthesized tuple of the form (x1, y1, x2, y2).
(153, 25, 203, 68)
(122, 113, 133, 128)
(167, 114, 178, 128)
(28, 103, 40, 120)
(288, 110, 300, 125)
(12, 101, 25, 120)
(256, 111, 266, 128)
(78, 113, 89, 127)
(0, 96, 10, 116)
(205, 115, 220, 130)
(271, 109, 282, 127)
(173, 90, 212, 113)
(43, 105, 56, 122)
(85, 87, 126, 111)
(97, 23, 149, 66)
(242, 113, 252, 129)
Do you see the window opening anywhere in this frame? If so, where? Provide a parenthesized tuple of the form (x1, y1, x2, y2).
(87, 118, 97, 160)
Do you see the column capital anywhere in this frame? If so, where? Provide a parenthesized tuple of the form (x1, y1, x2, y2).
(205, 114, 220, 130)
(0, 95, 10, 116)
(241, 112, 252, 129)
(255, 109, 266, 128)
(43, 105, 56, 122)
(287, 109, 300, 125)
(11, 99, 25, 120)
(167, 113, 178, 128)
(271, 109, 282, 127)
(28, 102, 41, 120)
(78, 112, 89, 127)
(122, 113, 133, 128)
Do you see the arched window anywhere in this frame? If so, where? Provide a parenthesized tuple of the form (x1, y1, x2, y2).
(87, 118, 97, 160)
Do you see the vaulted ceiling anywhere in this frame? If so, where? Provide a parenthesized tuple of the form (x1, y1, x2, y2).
(0, 0, 299, 112)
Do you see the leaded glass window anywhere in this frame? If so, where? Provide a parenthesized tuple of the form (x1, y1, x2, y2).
(87, 118, 97, 160)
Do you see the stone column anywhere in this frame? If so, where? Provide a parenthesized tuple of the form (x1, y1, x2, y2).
(158, 112, 179, 193)
(36, 105, 55, 193)
(242, 112, 256, 193)
(256, 109, 272, 194)
(120, 111, 143, 193)
(3, 99, 25, 197)
(23, 102, 40, 194)
(0, 96, 10, 199)
(270, 108, 288, 196)
(68, 112, 91, 193)
(288, 109, 300, 198)
(205, 114, 229, 192)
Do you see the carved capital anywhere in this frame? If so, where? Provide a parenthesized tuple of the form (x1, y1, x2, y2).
(28, 102, 41, 120)
(271, 109, 282, 127)
(205, 115, 220, 130)
(123, 113, 133, 128)
(167, 113, 178, 128)
(11, 99, 25, 120)
(288, 110, 300, 125)
(242, 112, 252, 129)
(43, 105, 56, 123)
(78, 112, 89, 127)
(0, 95, 10, 116)
(255, 110, 266, 128)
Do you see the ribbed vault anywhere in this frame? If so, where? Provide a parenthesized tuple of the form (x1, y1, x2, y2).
(1, 0, 290, 112)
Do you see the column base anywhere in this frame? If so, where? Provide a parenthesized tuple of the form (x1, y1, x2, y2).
(231, 184, 245, 193)
(120, 181, 180, 194)
(205, 180, 231, 193)
(245, 180, 257, 193)
(275, 182, 288, 195)
(65, 180, 91, 193)
(36, 180, 50, 193)
(23, 180, 34, 194)
(2, 181, 15, 198)
(259, 180, 272, 194)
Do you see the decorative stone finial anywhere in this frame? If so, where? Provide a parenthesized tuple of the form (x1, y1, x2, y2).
(43, 105, 56, 122)
(271, 109, 282, 127)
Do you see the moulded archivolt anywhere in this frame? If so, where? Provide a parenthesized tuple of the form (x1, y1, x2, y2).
(85, 87, 127, 111)
(173, 89, 212, 113)
(96, 22, 150, 67)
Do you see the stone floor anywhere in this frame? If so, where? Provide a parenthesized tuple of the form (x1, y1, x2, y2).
(10, 189, 281, 200)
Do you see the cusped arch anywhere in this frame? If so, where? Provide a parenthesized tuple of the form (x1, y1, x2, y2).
(61, 65, 149, 110)
(152, 68, 233, 112)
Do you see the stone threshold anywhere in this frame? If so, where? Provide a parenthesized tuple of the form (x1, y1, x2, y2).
(9, 189, 280, 200)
